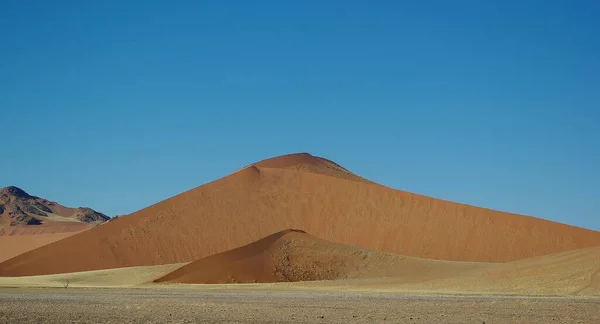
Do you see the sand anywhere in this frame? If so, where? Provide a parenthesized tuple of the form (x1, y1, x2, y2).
(1, 153, 599, 277)
(317, 246, 600, 297)
(252, 152, 373, 183)
(154, 229, 600, 296)
(155, 229, 489, 284)
(0, 232, 82, 263)
(0, 222, 93, 236)
(402, 245, 600, 296)
(0, 231, 597, 297)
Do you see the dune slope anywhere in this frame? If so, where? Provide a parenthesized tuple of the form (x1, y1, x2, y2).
(0, 232, 81, 263)
(482, 245, 600, 296)
(1, 153, 599, 276)
(0, 232, 596, 297)
(157, 230, 600, 296)
(155, 229, 487, 284)
(377, 245, 600, 296)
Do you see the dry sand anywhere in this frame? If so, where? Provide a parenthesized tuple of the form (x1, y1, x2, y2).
(0, 287, 598, 324)
(0, 232, 82, 263)
(304, 246, 600, 297)
(0, 234, 597, 297)
(2, 153, 599, 277)
(155, 229, 489, 284)
(155, 230, 600, 297)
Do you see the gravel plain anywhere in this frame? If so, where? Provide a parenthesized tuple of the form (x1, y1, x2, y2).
(1, 287, 599, 323)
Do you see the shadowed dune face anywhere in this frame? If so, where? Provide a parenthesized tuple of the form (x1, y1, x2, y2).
(1, 153, 600, 277)
(154, 229, 488, 284)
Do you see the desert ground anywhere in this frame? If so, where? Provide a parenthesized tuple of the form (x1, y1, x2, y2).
(1, 287, 599, 324)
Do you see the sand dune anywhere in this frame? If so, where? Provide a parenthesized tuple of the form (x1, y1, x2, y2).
(156, 229, 600, 296)
(0, 232, 81, 263)
(1, 153, 599, 277)
(446, 245, 600, 296)
(154, 229, 487, 284)
(0, 222, 92, 236)
(0, 233, 597, 297)
(347, 245, 600, 297)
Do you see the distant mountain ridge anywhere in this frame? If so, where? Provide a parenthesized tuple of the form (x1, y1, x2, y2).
(0, 186, 109, 235)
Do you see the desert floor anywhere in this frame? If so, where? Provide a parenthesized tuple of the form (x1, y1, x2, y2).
(0, 286, 598, 324)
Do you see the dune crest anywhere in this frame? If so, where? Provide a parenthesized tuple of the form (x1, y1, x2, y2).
(252, 153, 372, 183)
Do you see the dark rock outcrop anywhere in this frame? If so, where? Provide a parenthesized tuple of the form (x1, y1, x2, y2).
(0, 186, 109, 228)
(0, 186, 33, 199)
(73, 208, 110, 223)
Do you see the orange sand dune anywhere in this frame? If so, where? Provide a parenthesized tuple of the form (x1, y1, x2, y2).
(155, 229, 487, 284)
(0, 232, 81, 263)
(0, 222, 92, 236)
(156, 230, 600, 296)
(1, 153, 599, 277)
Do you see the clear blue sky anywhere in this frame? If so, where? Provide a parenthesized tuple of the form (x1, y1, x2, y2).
(1, 1, 598, 230)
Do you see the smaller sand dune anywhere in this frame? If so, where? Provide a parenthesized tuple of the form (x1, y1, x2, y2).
(353, 245, 600, 297)
(154, 229, 600, 296)
(154, 229, 488, 284)
(444, 245, 600, 296)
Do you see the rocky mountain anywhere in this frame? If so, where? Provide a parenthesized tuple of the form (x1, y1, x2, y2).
(0, 186, 109, 233)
